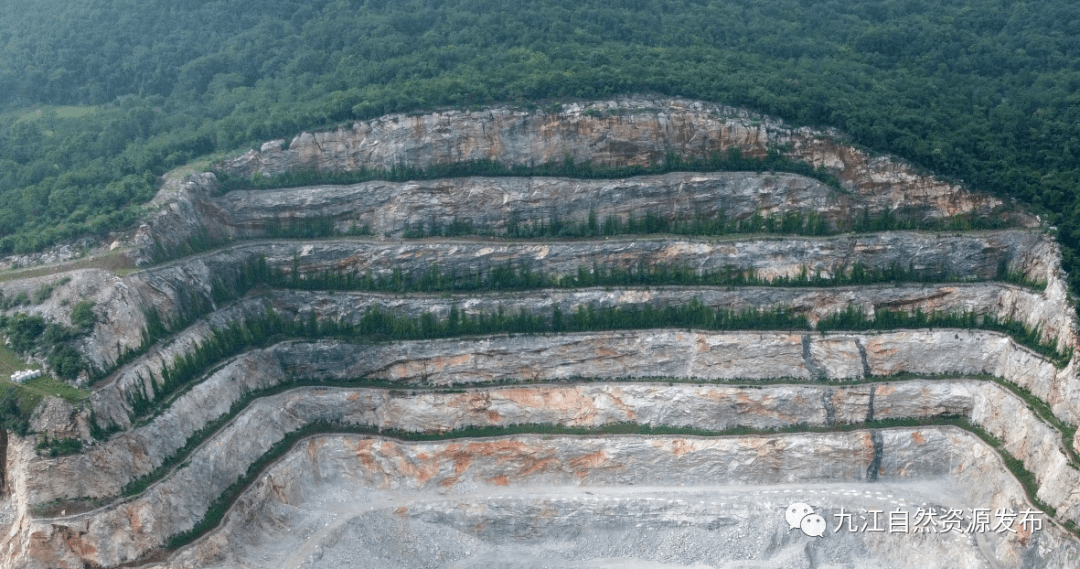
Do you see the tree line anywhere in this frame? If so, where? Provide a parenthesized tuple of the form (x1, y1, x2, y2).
(117, 299, 1069, 429)
(219, 147, 844, 194)
(204, 255, 1043, 303)
(1, 0, 1080, 312)
(398, 204, 1012, 241)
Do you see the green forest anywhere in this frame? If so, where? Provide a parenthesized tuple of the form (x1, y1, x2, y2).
(1, 0, 1079, 290)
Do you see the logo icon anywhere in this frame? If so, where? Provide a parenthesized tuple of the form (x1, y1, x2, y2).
(786, 502, 826, 537)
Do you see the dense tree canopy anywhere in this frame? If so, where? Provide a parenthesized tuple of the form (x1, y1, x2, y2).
(1, 0, 1079, 294)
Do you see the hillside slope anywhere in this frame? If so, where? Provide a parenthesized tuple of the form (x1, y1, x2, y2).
(0, 99, 1077, 568)
(1, 0, 1080, 311)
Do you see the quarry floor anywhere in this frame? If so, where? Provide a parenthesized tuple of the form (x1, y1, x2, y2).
(223, 457, 1022, 569)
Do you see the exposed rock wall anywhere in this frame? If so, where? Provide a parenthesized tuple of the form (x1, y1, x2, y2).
(35, 226, 1066, 385)
(12, 417, 1071, 569)
(19, 379, 966, 505)
(147, 171, 1015, 248)
(4, 96, 1077, 568)
(155, 429, 1078, 569)
(215, 173, 851, 239)
(23, 327, 1078, 509)
(82, 322, 1072, 441)
(240, 232, 1052, 285)
(137, 97, 1040, 269)
(220, 97, 1024, 227)
(281, 331, 1077, 422)
(77, 278, 1069, 431)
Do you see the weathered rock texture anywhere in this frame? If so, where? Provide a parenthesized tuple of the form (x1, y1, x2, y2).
(82, 319, 1076, 441)
(153, 430, 1077, 569)
(12, 330, 1076, 563)
(140, 171, 1023, 250)
(23, 375, 1080, 519)
(245, 231, 1056, 286)
(2, 97, 1077, 568)
(69, 278, 1068, 432)
(277, 330, 1077, 421)
(15, 427, 1070, 569)
(136, 97, 1042, 269)
(215, 173, 853, 238)
(17, 227, 1068, 387)
(219, 97, 1028, 227)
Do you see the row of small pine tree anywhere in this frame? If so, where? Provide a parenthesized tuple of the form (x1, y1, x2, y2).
(120, 301, 1069, 427)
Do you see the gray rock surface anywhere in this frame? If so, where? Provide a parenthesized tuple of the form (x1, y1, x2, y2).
(149, 171, 1018, 249)
(22, 226, 1065, 430)
(277, 330, 1075, 422)
(25, 323, 1077, 512)
(19, 227, 1070, 379)
(219, 97, 1024, 228)
(76, 278, 1071, 430)
(234, 232, 1051, 284)
(9, 369, 1078, 567)
(2, 96, 1077, 568)
(138, 97, 1040, 268)
(156, 430, 1077, 569)
(216, 173, 852, 238)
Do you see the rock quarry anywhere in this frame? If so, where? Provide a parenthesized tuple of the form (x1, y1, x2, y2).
(0, 97, 1078, 568)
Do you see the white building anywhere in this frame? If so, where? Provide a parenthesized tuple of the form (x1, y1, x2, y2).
(10, 369, 42, 383)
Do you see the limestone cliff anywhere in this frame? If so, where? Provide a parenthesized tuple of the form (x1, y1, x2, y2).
(1, 96, 1076, 569)
(11, 422, 1077, 568)
(221, 97, 1023, 226)
(11, 227, 1068, 388)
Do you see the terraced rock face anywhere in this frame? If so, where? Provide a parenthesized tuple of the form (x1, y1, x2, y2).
(1, 98, 1079, 568)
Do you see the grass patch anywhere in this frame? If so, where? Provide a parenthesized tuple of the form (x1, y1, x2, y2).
(164, 148, 249, 183)
(0, 374, 90, 436)
(11, 105, 98, 123)
(0, 336, 89, 435)
(0, 248, 135, 283)
(35, 434, 83, 457)
(19, 375, 90, 404)
(0, 338, 34, 378)
(29, 497, 98, 518)
(0, 337, 90, 404)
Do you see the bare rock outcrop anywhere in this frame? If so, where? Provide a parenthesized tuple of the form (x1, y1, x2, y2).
(2, 96, 1076, 568)
(18, 227, 1066, 384)
(19, 327, 1078, 511)
(221, 97, 1026, 227)
(162, 429, 1075, 569)
(12, 422, 1074, 568)
(136, 97, 1039, 268)
(75, 278, 1070, 431)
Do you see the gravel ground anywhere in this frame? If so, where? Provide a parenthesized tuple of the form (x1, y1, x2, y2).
(215, 479, 1031, 569)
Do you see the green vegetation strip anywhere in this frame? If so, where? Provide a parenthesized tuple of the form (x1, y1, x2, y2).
(112, 300, 1069, 431)
(216, 148, 845, 194)
(5, 0, 1080, 319)
(106, 247, 1048, 397)
(213, 254, 1047, 302)
(41, 370, 1075, 521)
(111, 249, 1049, 398)
(160, 416, 1077, 552)
(98, 248, 1046, 414)
(397, 205, 1013, 241)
